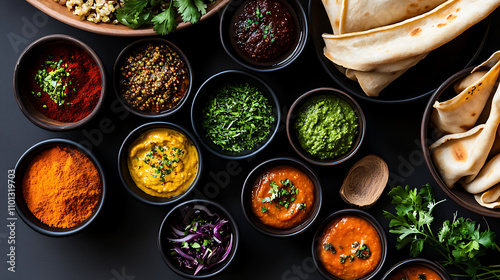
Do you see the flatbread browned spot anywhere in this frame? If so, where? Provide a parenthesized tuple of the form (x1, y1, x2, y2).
(452, 142, 467, 161)
(410, 27, 422, 36)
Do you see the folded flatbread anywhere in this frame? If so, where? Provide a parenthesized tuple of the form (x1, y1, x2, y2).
(322, 0, 500, 96)
(431, 52, 500, 134)
(474, 185, 500, 208)
(460, 154, 500, 193)
(322, 0, 447, 35)
(430, 80, 500, 188)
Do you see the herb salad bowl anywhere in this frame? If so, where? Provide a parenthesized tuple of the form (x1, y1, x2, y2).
(190, 70, 280, 160)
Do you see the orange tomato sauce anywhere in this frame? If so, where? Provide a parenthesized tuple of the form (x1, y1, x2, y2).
(251, 165, 314, 229)
(387, 264, 442, 280)
(318, 215, 382, 280)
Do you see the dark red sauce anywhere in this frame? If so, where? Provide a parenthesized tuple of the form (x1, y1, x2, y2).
(233, 0, 296, 63)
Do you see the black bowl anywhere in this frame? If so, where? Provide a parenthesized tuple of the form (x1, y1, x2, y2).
(421, 66, 500, 218)
(220, 0, 308, 72)
(191, 69, 280, 160)
(14, 139, 106, 237)
(158, 199, 239, 279)
(287, 87, 366, 166)
(113, 38, 193, 118)
(381, 258, 450, 280)
(312, 209, 387, 280)
(308, 0, 490, 104)
(241, 157, 322, 237)
(118, 122, 202, 206)
(13, 34, 106, 131)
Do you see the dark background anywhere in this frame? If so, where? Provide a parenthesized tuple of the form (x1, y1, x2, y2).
(1, 1, 499, 279)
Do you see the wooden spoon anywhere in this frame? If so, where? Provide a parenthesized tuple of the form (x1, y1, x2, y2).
(339, 154, 389, 208)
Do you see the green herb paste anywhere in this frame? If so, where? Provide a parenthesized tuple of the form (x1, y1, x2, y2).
(294, 95, 358, 159)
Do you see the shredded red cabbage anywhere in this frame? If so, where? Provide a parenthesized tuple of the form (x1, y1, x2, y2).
(167, 205, 233, 276)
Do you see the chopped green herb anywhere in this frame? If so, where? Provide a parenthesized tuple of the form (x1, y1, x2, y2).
(354, 244, 371, 259)
(34, 57, 73, 107)
(261, 206, 268, 213)
(202, 82, 275, 152)
(323, 243, 336, 254)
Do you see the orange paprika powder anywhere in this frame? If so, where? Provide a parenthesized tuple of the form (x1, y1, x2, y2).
(22, 145, 102, 228)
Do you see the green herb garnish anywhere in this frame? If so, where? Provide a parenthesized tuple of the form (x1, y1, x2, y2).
(142, 142, 184, 183)
(261, 206, 268, 213)
(354, 244, 371, 259)
(261, 179, 304, 211)
(323, 243, 336, 254)
(201, 82, 275, 152)
(34, 57, 73, 107)
(116, 0, 213, 36)
(383, 184, 500, 279)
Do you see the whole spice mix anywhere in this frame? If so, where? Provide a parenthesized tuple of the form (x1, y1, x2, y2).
(28, 43, 102, 123)
(22, 145, 102, 228)
(118, 42, 189, 113)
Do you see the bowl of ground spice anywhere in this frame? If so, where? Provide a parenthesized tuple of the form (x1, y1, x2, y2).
(113, 38, 193, 118)
(220, 0, 308, 72)
(191, 70, 280, 160)
(14, 139, 106, 237)
(13, 34, 106, 131)
(286, 88, 366, 166)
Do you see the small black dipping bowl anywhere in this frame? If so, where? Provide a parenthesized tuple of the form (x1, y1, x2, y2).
(191, 69, 280, 160)
(287, 87, 366, 166)
(220, 0, 308, 72)
(312, 209, 387, 280)
(381, 258, 450, 280)
(118, 122, 203, 206)
(241, 157, 323, 237)
(14, 138, 106, 237)
(113, 38, 193, 118)
(158, 199, 239, 279)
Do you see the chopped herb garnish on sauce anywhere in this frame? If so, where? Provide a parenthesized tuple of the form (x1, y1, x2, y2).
(261, 178, 304, 211)
(323, 243, 336, 254)
(354, 244, 371, 259)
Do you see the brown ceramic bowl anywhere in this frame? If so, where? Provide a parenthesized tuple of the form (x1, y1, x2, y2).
(241, 157, 323, 237)
(311, 209, 387, 280)
(287, 87, 366, 166)
(14, 138, 106, 237)
(13, 34, 106, 131)
(381, 258, 450, 280)
(113, 38, 193, 118)
(421, 66, 500, 218)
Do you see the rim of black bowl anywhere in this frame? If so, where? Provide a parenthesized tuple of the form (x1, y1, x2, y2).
(190, 69, 281, 160)
(307, 0, 491, 104)
(311, 209, 387, 280)
(158, 199, 239, 279)
(220, 0, 309, 72)
(287, 87, 366, 166)
(380, 258, 451, 280)
(14, 138, 106, 237)
(118, 121, 203, 206)
(421, 66, 500, 218)
(241, 157, 323, 237)
(13, 34, 107, 131)
(112, 38, 193, 118)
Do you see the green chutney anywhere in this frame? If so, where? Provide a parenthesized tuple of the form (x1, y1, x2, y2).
(294, 95, 358, 159)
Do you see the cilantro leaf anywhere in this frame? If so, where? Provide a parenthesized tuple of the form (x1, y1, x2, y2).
(174, 0, 207, 24)
(152, 5, 178, 35)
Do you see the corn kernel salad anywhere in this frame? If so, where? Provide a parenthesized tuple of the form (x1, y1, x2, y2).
(56, 0, 122, 24)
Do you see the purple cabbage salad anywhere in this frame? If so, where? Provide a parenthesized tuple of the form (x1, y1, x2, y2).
(167, 204, 234, 275)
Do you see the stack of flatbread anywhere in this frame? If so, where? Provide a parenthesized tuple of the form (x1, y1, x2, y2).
(430, 51, 500, 209)
(321, 0, 500, 97)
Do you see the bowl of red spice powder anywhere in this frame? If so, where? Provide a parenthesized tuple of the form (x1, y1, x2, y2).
(13, 34, 106, 131)
(14, 138, 106, 237)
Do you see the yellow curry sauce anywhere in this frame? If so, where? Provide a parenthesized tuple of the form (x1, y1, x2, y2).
(251, 165, 314, 229)
(127, 128, 199, 198)
(318, 215, 382, 280)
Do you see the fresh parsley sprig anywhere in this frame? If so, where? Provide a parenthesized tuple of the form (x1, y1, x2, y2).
(116, 0, 213, 36)
(383, 184, 500, 279)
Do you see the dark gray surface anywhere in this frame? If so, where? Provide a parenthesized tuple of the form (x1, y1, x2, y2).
(1, 1, 500, 280)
